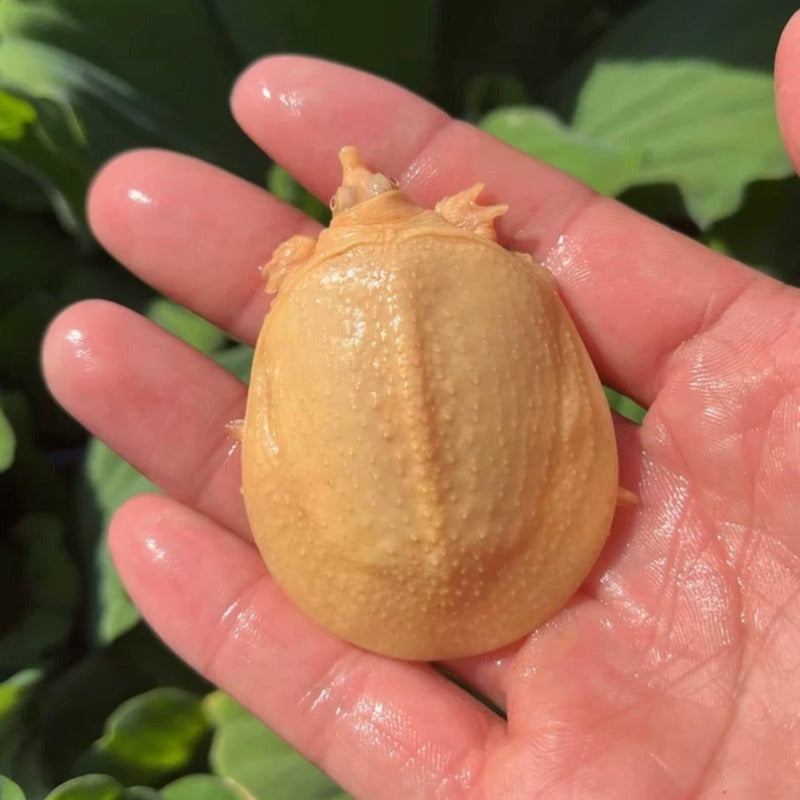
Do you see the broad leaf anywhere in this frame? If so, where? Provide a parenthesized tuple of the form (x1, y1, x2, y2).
(77, 689, 209, 786)
(0, 88, 35, 139)
(0, 671, 48, 800)
(37, 627, 203, 783)
(162, 775, 252, 800)
(94, 533, 136, 645)
(481, 106, 644, 196)
(0, 776, 25, 800)
(84, 439, 154, 643)
(0, 0, 262, 230)
(0, 671, 42, 789)
(0, 670, 41, 729)
(575, 59, 789, 226)
(146, 298, 227, 355)
(44, 775, 159, 800)
(484, 0, 796, 227)
(483, 60, 789, 227)
(209, 697, 350, 800)
(202, 691, 246, 728)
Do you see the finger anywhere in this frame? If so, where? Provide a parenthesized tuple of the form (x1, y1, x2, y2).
(775, 10, 800, 173)
(111, 493, 503, 800)
(41, 299, 250, 538)
(231, 55, 768, 406)
(43, 298, 645, 709)
(87, 149, 321, 344)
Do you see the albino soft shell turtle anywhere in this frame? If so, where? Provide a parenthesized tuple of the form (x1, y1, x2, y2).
(236, 147, 622, 661)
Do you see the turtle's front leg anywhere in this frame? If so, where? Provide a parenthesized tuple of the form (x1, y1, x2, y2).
(434, 184, 507, 240)
(261, 234, 317, 293)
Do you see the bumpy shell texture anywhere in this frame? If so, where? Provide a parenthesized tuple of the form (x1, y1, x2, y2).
(241, 147, 619, 661)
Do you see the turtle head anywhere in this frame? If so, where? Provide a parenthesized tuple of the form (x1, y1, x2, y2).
(329, 147, 411, 221)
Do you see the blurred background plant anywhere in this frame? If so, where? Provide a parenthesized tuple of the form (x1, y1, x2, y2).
(1, 0, 798, 797)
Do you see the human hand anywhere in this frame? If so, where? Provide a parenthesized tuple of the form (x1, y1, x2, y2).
(42, 15, 800, 798)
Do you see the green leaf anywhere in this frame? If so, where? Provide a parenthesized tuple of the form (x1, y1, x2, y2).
(576, 59, 789, 226)
(162, 775, 253, 800)
(202, 691, 246, 729)
(0, 671, 44, 796)
(485, 0, 796, 227)
(0, 404, 15, 472)
(45, 774, 122, 800)
(0, 776, 26, 800)
(210, 704, 350, 800)
(146, 298, 227, 355)
(37, 626, 203, 783)
(483, 60, 789, 227)
(604, 387, 646, 425)
(94, 521, 139, 645)
(0, 744, 47, 800)
(267, 164, 330, 225)
(44, 775, 159, 800)
(213, 345, 253, 384)
(0, 671, 47, 799)
(99, 689, 208, 773)
(0, 514, 79, 672)
(77, 689, 209, 786)
(84, 439, 156, 643)
(0, 88, 35, 140)
(0, 670, 41, 729)
(482, 106, 644, 196)
(0, 0, 262, 230)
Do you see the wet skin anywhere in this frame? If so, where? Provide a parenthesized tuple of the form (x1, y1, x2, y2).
(42, 13, 800, 799)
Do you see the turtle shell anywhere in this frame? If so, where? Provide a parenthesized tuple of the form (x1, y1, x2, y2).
(240, 147, 618, 660)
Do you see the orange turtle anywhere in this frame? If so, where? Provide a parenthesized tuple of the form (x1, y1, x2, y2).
(238, 147, 621, 660)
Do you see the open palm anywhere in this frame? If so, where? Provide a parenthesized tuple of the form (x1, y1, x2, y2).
(43, 17, 800, 799)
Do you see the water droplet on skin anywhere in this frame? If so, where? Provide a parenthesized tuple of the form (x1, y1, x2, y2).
(127, 188, 154, 206)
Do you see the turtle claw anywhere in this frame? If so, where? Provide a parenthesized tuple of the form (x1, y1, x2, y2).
(435, 184, 507, 241)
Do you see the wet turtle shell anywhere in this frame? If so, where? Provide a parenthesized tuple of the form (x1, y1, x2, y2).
(239, 147, 619, 660)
